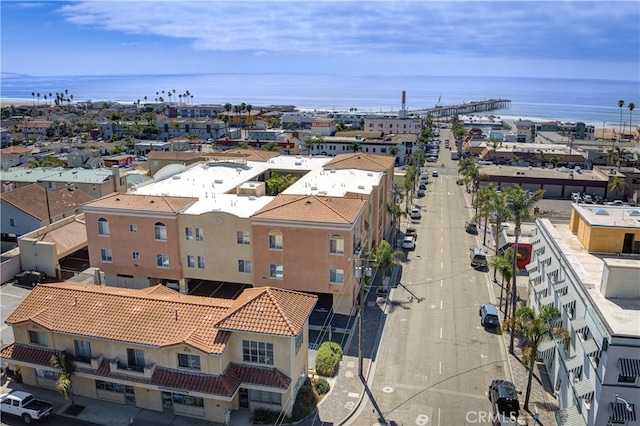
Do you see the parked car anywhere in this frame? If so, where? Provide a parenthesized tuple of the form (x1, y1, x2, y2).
(410, 208, 422, 220)
(401, 236, 415, 250)
(14, 271, 46, 288)
(487, 380, 525, 425)
(405, 227, 418, 240)
(607, 200, 625, 206)
(479, 304, 500, 328)
(571, 192, 582, 203)
(465, 222, 478, 234)
(594, 195, 605, 204)
(470, 248, 488, 269)
(0, 391, 54, 423)
(582, 194, 593, 204)
(417, 189, 425, 197)
(432, 170, 439, 177)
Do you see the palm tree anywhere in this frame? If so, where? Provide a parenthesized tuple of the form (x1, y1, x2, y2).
(488, 248, 515, 314)
(474, 184, 498, 246)
(37, 92, 41, 105)
(617, 99, 625, 148)
(386, 201, 406, 246)
(348, 142, 361, 152)
(503, 306, 570, 411)
(246, 104, 252, 126)
(31, 92, 35, 106)
(305, 135, 323, 155)
(608, 176, 627, 200)
(602, 147, 619, 168)
(504, 185, 544, 354)
(371, 240, 404, 291)
(50, 350, 77, 406)
(629, 102, 635, 141)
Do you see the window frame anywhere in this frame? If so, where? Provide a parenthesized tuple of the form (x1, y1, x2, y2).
(329, 268, 344, 285)
(269, 264, 283, 279)
(129, 224, 137, 233)
(238, 259, 252, 273)
(268, 230, 283, 250)
(242, 340, 274, 365)
(186, 255, 195, 268)
(195, 228, 204, 241)
(185, 227, 193, 241)
(154, 222, 167, 241)
(29, 330, 48, 346)
(197, 256, 205, 269)
(237, 230, 250, 245)
(97, 218, 110, 236)
(178, 353, 201, 371)
(329, 234, 344, 255)
(74, 340, 92, 362)
(157, 253, 170, 269)
(100, 248, 113, 263)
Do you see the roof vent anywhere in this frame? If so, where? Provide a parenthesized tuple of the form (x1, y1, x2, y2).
(214, 179, 223, 184)
(627, 209, 640, 216)
(358, 185, 365, 189)
(249, 196, 256, 200)
(172, 175, 181, 179)
(310, 186, 318, 190)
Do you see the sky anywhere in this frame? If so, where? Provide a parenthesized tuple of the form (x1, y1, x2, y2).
(1, 1, 639, 81)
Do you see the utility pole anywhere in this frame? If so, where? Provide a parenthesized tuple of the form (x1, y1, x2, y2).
(354, 261, 372, 378)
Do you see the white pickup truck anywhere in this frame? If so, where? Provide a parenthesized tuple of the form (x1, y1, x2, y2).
(0, 391, 54, 423)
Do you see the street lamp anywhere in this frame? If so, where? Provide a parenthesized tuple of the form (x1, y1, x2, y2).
(354, 263, 372, 378)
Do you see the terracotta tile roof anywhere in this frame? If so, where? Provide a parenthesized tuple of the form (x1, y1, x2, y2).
(35, 217, 87, 256)
(146, 151, 204, 161)
(83, 193, 198, 213)
(0, 146, 32, 155)
(2, 344, 290, 396)
(221, 149, 279, 162)
(6, 283, 233, 354)
(323, 152, 396, 172)
(252, 194, 365, 224)
(215, 287, 317, 336)
(0, 184, 94, 221)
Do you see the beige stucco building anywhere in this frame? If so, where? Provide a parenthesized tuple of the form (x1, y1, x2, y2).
(1, 283, 316, 423)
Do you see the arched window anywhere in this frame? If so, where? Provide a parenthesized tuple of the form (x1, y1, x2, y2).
(329, 234, 344, 254)
(97, 218, 110, 236)
(268, 230, 283, 250)
(154, 222, 167, 241)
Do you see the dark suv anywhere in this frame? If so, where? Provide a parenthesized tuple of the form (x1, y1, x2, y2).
(14, 271, 46, 288)
(488, 379, 521, 425)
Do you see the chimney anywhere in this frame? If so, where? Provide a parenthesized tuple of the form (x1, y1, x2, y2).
(111, 165, 122, 194)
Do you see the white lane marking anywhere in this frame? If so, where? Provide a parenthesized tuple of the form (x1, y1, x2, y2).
(0, 293, 24, 299)
(440, 327, 443, 339)
(440, 299, 443, 310)
(439, 361, 442, 375)
(441, 262, 443, 269)
(440, 248, 443, 254)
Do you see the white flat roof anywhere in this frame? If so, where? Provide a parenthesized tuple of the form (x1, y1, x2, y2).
(548, 220, 640, 337)
(283, 167, 382, 197)
(131, 155, 333, 217)
(573, 204, 640, 229)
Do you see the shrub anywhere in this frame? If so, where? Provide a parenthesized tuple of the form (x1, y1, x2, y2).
(250, 408, 282, 424)
(290, 378, 317, 421)
(314, 378, 331, 396)
(315, 342, 343, 377)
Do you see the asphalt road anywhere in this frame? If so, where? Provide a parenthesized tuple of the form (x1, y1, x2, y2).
(353, 130, 511, 426)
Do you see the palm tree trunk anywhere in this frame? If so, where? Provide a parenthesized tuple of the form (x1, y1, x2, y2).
(499, 276, 505, 312)
(483, 214, 488, 246)
(509, 231, 521, 354)
(524, 356, 535, 411)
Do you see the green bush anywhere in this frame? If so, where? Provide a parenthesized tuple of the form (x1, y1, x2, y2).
(314, 377, 331, 396)
(251, 408, 284, 424)
(291, 378, 317, 421)
(315, 342, 343, 377)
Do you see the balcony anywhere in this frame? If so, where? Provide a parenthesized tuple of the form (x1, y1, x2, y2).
(109, 358, 156, 378)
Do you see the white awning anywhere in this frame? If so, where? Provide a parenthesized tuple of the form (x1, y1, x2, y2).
(618, 358, 640, 377)
(564, 356, 584, 374)
(533, 280, 548, 295)
(529, 271, 542, 284)
(532, 238, 544, 249)
(539, 294, 555, 307)
(538, 338, 556, 360)
(556, 405, 586, 426)
(539, 253, 552, 265)
(525, 262, 538, 273)
(582, 338, 600, 356)
(546, 264, 559, 276)
(571, 317, 588, 334)
(609, 401, 637, 423)
(560, 293, 576, 308)
(554, 281, 569, 294)
(573, 379, 594, 400)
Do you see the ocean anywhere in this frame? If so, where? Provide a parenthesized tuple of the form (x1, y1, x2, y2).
(1, 73, 638, 128)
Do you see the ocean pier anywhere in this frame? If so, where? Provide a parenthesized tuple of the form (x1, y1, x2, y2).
(415, 98, 511, 117)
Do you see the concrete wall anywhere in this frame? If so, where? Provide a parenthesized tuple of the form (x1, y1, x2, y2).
(18, 238, 58, 278)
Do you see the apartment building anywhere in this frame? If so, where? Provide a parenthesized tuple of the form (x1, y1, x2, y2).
(364, 115, 423, 135)
(1, 283, 317, 423)
(82, 152, 395, 315)
(526, 205, 640, 426)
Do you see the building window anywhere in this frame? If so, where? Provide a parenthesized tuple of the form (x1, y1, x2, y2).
(185, 227, 193, 240)
(197, 256, 205, 269)
(132, 251, 140, 260)
(162, 391, 204, 408)
(29, 330, 48, 346)
(157, 254, 169, 268)
(270, 264, 283, 279)
(96, 380, 125, 393)
(295, 329, 303, 354)
(36, 369, 59, 380)
(178, 353, 201, 371)
(618, 374, 637, 384)
(126, 348, 145, 370)
(129, 224, 137, 233)
(249, 390, 282, 406)
(330, 269, 344, 284)
(74, 340, 92, 363)
(329, 234, 344, 254)
(187, 255, 195, 268)
(238, 260, 252, 273)
(98, 218, 110, 236)
(237, 231, 250, 245)
(101, 248, 113, 263)
(9, 218, 16, 227)
(269, 231, 283, 250)
(195, 228, 204, 241)
(243, 340, 274, 365)
(154, 222, 167, 241)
